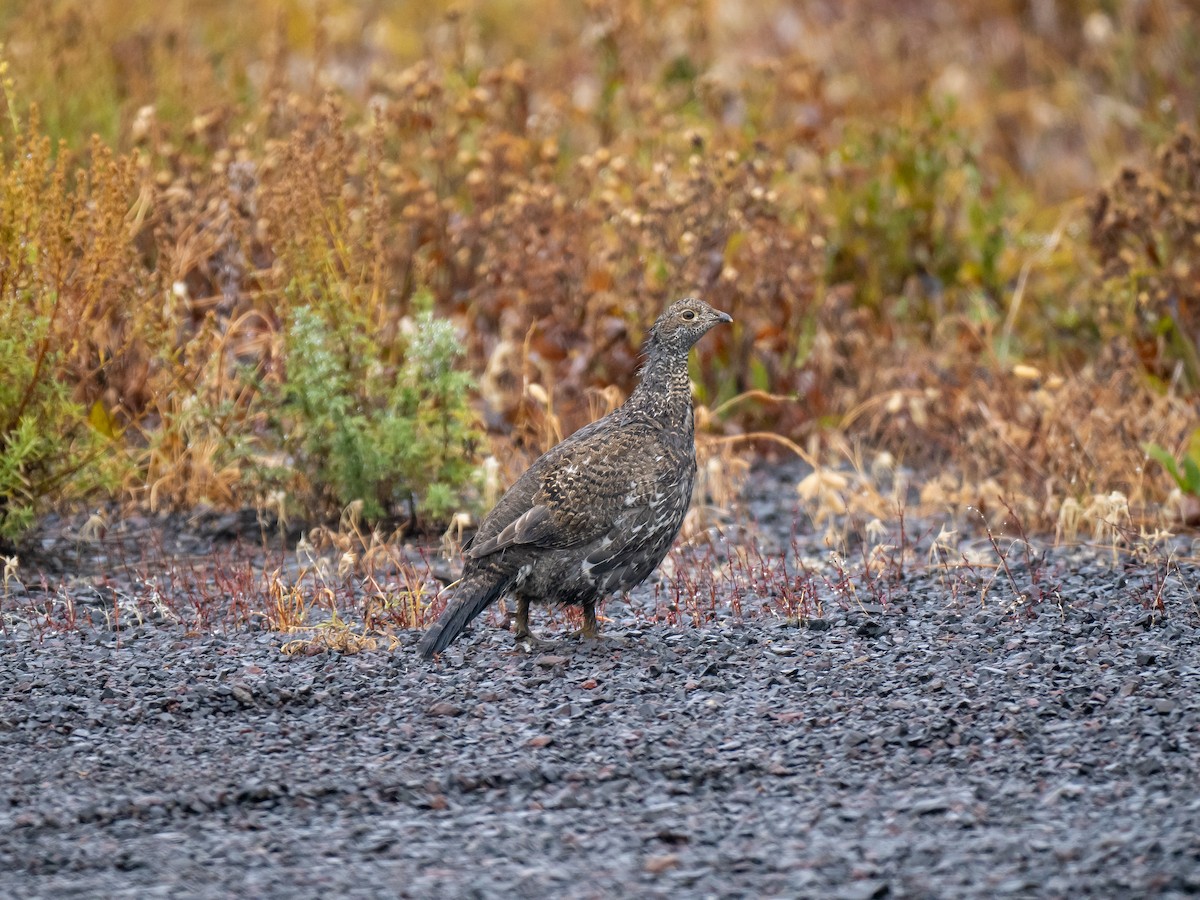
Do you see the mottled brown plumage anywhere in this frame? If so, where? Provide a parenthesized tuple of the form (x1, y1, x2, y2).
(417, 297, 731, 658)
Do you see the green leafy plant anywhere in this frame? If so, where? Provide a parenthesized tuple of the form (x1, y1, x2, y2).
(0, 316, 116, 541)
(823, 98, 1013, 323)
(1145, 430, 1200, 497)
(280, 298, 481, 524)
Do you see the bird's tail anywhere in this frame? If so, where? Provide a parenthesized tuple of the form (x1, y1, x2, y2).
(417, 568, 515, 659)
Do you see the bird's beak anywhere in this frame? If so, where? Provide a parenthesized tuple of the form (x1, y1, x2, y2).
(715, 309, 733, 324)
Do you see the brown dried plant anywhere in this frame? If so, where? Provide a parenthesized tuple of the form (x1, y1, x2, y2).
(1, 0, 1198, 545)
(1089, 129, 1200, 385)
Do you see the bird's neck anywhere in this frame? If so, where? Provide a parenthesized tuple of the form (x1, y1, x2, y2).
(625, 347, 695, 435)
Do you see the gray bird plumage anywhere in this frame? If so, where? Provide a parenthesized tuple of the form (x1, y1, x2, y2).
(417, 297, 732, 658)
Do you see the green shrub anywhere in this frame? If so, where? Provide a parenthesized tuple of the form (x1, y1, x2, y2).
(0, 112, 128, 542)
(280, 298, 481, 524)
(0, 320, 118, 541)
(823, 99, 1012, 324)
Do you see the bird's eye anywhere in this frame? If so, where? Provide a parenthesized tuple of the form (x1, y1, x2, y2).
(682, 310, 696, 320)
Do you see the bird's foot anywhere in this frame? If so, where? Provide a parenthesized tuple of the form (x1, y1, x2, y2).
(514, 630, 558, 652)
(570, 628, 628, 646)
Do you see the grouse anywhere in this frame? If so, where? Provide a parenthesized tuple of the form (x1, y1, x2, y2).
(417, 297, 732, 658)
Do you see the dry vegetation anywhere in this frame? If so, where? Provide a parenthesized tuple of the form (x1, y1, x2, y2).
(1, 0, 1199, 558)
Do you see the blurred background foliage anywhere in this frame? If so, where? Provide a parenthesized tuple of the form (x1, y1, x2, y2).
(0, 0, 1198, 541)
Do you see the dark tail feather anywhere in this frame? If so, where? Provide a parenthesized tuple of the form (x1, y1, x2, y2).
(417, 570, 514, 659)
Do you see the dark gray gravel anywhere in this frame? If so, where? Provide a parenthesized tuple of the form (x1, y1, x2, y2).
(3, 547, 1200, 899)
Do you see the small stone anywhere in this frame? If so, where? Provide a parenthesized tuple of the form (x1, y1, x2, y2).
(643, 853, 680, 874)
(911, 796, 951, 815)
(230, 683, 254, 706)
(857, 620, 886, 638)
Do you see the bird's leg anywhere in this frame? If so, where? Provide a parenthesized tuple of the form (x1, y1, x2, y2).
(578, 601, 601, 639)
(572, 602, 627, 645)
(513, 595, 531, 638)
(513, 595, 556, 650)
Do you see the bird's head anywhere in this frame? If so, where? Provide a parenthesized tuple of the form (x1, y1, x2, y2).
(646, 297, 733, 354)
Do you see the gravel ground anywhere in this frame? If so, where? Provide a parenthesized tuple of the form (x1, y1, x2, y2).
(2, 473, 1200, 898)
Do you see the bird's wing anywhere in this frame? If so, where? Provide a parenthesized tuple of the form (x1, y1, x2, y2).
(464, 503, 555, 558)
(465, 422, 686, 560)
